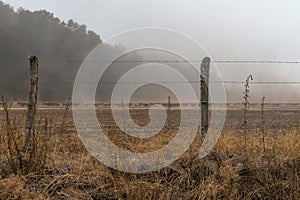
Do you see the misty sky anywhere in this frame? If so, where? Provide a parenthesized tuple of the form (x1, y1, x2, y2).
(3, 0, 300, 102)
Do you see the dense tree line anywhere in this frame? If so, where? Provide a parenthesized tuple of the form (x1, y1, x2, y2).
(0, 1, 198, 103)
(0, 1, 103, 101)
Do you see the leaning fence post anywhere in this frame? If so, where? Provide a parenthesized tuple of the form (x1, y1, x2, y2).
(200, 57, 210, 140)
(25, 56, 39, 149)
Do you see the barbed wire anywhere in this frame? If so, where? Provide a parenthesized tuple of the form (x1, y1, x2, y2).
(212, 81, 300, 84)
(39, 60, 300, 64)
(212, 60, 300, 64)
(2, 60, 300, 64)
(32, 81, 300, 85)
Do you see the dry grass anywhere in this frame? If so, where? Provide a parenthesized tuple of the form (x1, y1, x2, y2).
(0, 106, 299, 199)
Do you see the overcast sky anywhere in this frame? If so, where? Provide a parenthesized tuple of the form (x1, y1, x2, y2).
(3, 0, 300, 102)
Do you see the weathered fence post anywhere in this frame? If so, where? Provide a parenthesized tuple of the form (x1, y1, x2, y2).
(25, 56, 39, 149)
(168, 96, 171, 128)
(200, 57, 210, 140)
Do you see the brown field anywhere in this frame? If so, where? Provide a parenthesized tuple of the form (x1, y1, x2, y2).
(0, 105, 300, 199)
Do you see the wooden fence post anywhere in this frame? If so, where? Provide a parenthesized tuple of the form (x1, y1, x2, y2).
(25, 56, 39, 149)
(200, 57, 210, 140)
(168, 96, 171, 128)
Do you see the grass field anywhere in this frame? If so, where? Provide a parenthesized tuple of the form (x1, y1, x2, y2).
(0, 105, 300, 199)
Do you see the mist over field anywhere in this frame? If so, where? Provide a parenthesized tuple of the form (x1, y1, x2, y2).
(1, 0, 300, 103)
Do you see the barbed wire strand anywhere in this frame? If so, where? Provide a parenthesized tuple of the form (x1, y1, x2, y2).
(28, 81, 300, 85)
(1, 60, 300, 64)
(37, 60, 300, 64)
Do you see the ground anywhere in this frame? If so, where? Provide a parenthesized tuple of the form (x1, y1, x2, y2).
(0, 104, 299, 199)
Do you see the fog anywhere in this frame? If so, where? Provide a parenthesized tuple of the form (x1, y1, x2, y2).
(3, 0, 300, 102)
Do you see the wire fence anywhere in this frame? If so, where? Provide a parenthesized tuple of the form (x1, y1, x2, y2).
(2, 59, 300, 131)
(2, 59, 300, 101)
(36, 59, 300, 64)
(2, 59, 300, 64)
(6, 80, 300, 85)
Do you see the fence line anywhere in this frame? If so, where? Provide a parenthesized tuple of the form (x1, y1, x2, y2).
(2, 60, 300, 64)
(40, 60, 300, 64)
(22, 81, 300, 85)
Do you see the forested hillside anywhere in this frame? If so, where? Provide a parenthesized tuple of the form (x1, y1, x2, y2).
(0, 1, 102, 100)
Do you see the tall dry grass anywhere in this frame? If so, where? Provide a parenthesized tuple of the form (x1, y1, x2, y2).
(0, 105, 299, 199)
